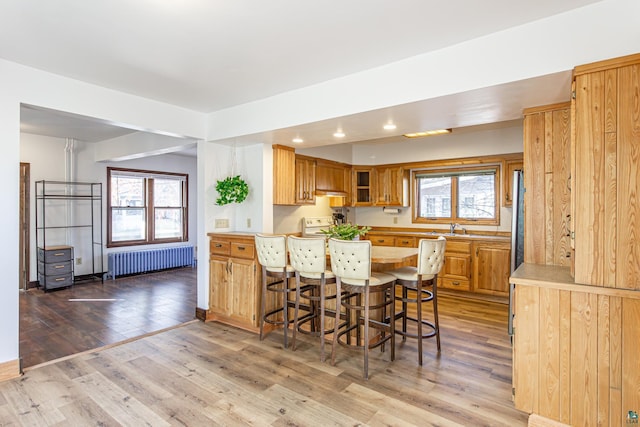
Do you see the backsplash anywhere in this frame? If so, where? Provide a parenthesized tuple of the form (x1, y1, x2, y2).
(274, 197, 512, 235)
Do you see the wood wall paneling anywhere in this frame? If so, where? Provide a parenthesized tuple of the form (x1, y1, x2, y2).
(558, 290, 571, 424)
(617, 65, 640, 289)
(524, 113, 546, 264)
(551, 109, 572, 267)
(570, 291, 598, 426)
(622, 298, 640, 424)
(609, 296, 622, 427)
(513, 284, 539, 413)
(574, 72, 606, 286)
(512, 264, 640, 426)
(523, 104, 572, 268)
(539, 288, 560, 420)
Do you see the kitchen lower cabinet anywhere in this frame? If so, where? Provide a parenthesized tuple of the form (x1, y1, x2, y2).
(367, 234, 417, 248)
(208, 233, 265, 332)
(473, 242, 511, 296)
(440, 240, 472, 291)
(368, 232, 511, 297)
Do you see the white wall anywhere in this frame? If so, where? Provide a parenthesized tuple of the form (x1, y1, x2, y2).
(205, 0, 640, 143)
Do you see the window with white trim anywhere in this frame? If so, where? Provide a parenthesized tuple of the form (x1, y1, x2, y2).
(107, 167, 188, 246)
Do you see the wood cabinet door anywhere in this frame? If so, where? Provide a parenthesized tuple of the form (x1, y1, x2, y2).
(209, 257, 230, 316)
(272, 145, 296, 205)
(443, 253, 471, 281)
(295, 158, 316, 205)
(372, 167, 388, 205)
(473, 244, 511, 295)
(353, 167, 373, 206)
(229, 258, 258, 326)
(367, 234, 395, 246)
(372, 166, 405, 206)
(503, 160, 523, 207)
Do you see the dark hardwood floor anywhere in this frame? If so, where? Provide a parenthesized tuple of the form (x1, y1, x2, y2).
(19, 267, 197, 369)
(4, 289, 527, 426)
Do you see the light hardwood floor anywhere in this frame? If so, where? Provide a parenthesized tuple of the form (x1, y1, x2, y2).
(2, 291, 527, 426)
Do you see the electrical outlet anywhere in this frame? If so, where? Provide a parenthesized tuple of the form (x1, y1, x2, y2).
(393, 217, 398, 224)
(215, 218, 229, 228)
(76, 257, 82, 265)
(247, 218, 251, 228)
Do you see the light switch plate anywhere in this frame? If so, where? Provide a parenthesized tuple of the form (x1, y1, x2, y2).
(215, 218, 229, 228)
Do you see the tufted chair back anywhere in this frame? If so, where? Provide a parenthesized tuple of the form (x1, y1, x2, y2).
(328, 238, 372, 281)
(255, 234, 287, 270)
(287, 236, 326, 274)
(417, 236, 446, 276)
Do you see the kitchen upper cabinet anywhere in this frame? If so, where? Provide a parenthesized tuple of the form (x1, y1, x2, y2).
(473, 241, 510, 296)
(522, 103, 572, 268)
(295, 156, 316, 205)
(572, 53, 640, 289)
(373, 165, 408, 206)
(315, 158, 351, 205)
(352, 167, 374, 206)
(502, 158, 523, 207)
(272, 145, 296, 205)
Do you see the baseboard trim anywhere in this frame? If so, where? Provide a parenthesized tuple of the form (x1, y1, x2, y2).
(0, 359, 22, 382)
(528, 414, 571, 427)
(195, 307, 209, 321)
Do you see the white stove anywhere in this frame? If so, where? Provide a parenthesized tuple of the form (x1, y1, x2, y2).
(302, 216, 335, 238)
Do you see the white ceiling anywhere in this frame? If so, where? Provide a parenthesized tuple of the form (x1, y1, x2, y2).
(2, 0, 600, 148)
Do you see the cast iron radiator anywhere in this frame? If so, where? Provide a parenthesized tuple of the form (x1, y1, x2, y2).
(106, 245, 195, 280)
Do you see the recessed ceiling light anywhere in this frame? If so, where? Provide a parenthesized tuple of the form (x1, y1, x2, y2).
(403, 129, 452, 138)
(383, 123, 397, 130)
(333, 131, 345, 138)
(292, 137, 303, 143)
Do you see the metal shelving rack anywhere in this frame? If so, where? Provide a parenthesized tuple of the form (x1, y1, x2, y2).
(35, 180, 104, 284)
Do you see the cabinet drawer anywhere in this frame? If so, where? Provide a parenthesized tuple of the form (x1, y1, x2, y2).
(39, 273, 73, 290)
(440, 277, 471, 291)
(210, 240, 230, 256)
(446, 241, 471, 253)
(396, 237, 416, 247)
(38, 260, 73, 276)
(38, 246, 73, 262)
(369, 236, 395, 246)
(231, 242, 255, 259)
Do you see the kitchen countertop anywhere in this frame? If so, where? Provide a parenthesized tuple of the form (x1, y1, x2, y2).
(366, 229, 510, 242)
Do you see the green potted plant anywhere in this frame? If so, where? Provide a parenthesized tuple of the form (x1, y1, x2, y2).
(215, 175, 249, 206)
(321, 223, 371, 240)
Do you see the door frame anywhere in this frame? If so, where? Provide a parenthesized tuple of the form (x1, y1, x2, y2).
(20, 162, 30, 290)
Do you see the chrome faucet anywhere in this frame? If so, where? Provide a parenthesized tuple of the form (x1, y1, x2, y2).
(450, 223, 460, 234)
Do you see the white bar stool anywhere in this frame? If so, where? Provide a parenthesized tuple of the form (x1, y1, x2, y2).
(387, 236, 446, 365)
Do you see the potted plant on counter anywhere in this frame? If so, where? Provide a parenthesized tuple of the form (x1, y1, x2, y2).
(321, 223, 371, 240)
